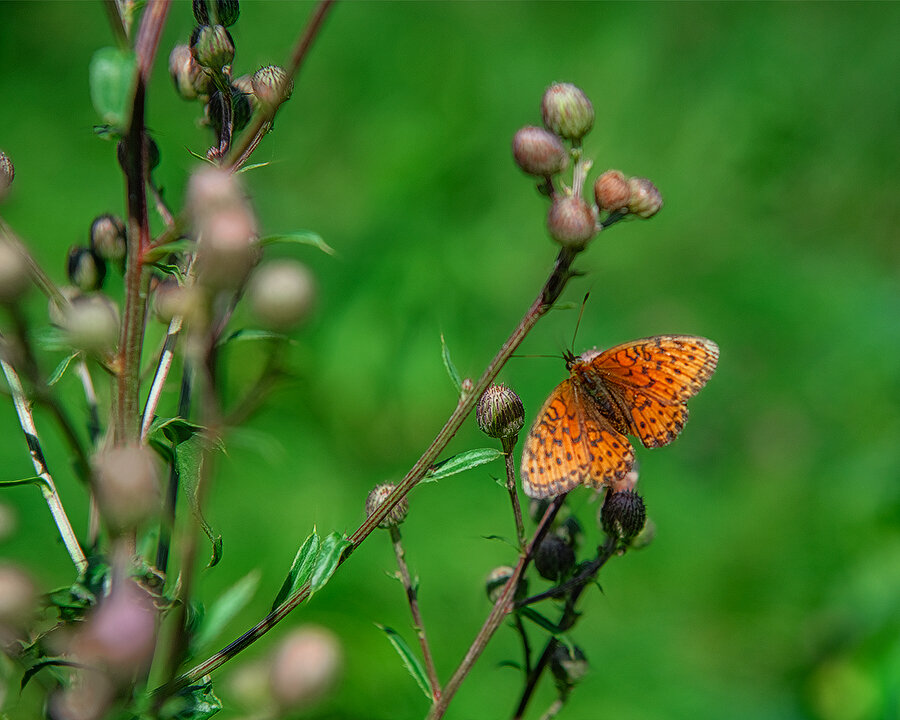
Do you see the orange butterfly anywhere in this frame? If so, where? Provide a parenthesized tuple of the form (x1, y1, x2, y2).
(521, 335, 719, 499)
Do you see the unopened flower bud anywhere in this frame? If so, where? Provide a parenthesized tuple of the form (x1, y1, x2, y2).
(67, 246, 106, 292)
(476, 384, 525, 440)
(251, 65, 293, 111)
(600, 489, 647, 541)
(549, 644, 588, 690)
(555, 515, 583, 551)
(270, 626, 342, 710)
(208, 85, 254, 135)
(0, 240, 30, 304)
(484, 566, 528, 604)
(190, 24, 235, 71)
(547, 196, 597, 250)
(169, 44, 209, 100)
(593, 170, 631, 213)
(92, 444, 161, 532)
(0, 564, 37, 627)
(63, 294, 119, 354)
(232, 73, 259, 113)
(195, 207, 259, 290)
(0, 150, 13, 201)
(512, 126, 568, 177)
(248, 260, 316, 331)
(627, 177, 663, 218)
(541, 83, 594, 141)
(116, 137, 160, 174)
(90, 214, 127, 263)
(193, 0, 240, 27)
(533, 535, 576, 582)
(365, 483, 408, 529)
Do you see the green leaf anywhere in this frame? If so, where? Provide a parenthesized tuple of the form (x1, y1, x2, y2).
(176, 433, 223, 568)
(158, 679, 223, 720)
(187, 147, 215, 164)
(47, 352, 78, 386)
(89, 47, 137, 130)
(192, 571, 260, 651)
(21, 658, 87, 691)
(148, 417, 208, 447)
(144, 239, 195, 263)
(258, 231, 335, 256)
(219, 328, 291, 346)
(423, 448, 504, 482)
(272, 531, 320, 611)
(440, 333, 462, 394)
(149, 262, 186, 283)
(0, 476, 49, 490)
(235, 161, 270, 174)
(309, 532, 351, 597)
(375, 624, 432, 700)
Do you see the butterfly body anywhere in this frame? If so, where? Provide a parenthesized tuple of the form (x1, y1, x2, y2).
(521, 335, 719, 499)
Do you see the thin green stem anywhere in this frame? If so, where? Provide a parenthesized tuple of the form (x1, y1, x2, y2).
(502, 434, 525, 548)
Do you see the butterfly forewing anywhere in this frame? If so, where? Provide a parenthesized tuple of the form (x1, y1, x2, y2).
(521, 378, 635, 499)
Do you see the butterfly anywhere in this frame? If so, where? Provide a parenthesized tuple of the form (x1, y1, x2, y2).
(521, 335, 719, 499)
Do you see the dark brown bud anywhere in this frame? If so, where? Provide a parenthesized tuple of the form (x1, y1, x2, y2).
(547, 195, 597, 250)
(550, 644, 588, 690)
(90, 214, 127, 263)
(476, 384, 525, 440)
(627, 177, 663, 218)
(533, 535, 576, 582)
(365, 483, 408, 529)
(593, 169, 631, 213)
(541, 83, 594, 141)
(67, 246, 106, 292)
(512, 126, 568, 177)
(194, 0, 240, 27)
(600, 489, 647, 541)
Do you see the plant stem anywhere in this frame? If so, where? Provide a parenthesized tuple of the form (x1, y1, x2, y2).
(502, 435, 525, 548)
(1, 360, 87, 574)
(140, 314, 184, 441)
(389, 526, 441, 701)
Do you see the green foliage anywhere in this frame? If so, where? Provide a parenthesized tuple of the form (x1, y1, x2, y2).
(89, 47, 137, 131)
(376, 624, 432, 700)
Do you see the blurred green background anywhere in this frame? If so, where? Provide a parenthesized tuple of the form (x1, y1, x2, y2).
(1, 2, 899, 719)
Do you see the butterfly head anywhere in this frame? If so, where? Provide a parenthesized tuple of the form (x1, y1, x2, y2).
(565, 348, 602, 372)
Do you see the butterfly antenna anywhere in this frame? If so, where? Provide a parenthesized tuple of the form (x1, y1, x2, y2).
(570, 292, 590, 352)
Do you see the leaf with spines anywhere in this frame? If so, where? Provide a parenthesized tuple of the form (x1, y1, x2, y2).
(423, 448, 504, 482)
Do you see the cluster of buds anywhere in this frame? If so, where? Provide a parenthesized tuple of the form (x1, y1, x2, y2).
(512, 83, 664, 253)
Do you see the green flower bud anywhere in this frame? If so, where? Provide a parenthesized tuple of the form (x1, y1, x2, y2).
(0, 150, 14, 201)
(593, 169, 631, 213)
(627, 177, 663, 218)
(600, 489, 647, 541)
(533, 535, 576, 582)
(365, 483, 408, 529)
(90, 213, 127, 263)
(512, 126, 568, 177)
(476, 384, 525, 440)
(541, 83, 594, 141)
(549, 644, 588, 690)
(67, 246, 106, 292)
(190, 24, 235, 71)
(193, 0, 240, 27)
(547, 196, 597, 250)
(248, 260, 316, 331)
(251, 65, 293, 111)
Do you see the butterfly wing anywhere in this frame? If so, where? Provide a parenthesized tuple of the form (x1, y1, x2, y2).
(521, 377, 635, 499)
(585, 335, 719, 449)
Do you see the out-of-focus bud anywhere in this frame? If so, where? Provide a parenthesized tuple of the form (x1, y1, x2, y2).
(484, 566, 528, 604)
(270, 626, 342, 710)
(48, 285, 80, 327)
(512, 126, 568, 177)
(0, 239, 31, 304)
(152, 279, 206, 326)
(193, 0, 240, 26)
(248, 260, 316, 331)
(90, 214, 127, 264)
(549, 644, 588, 690)
(365, 483, 408, 529)
(232, 74, 259, 114)
(547, 195, 597, 250)
(208, 85, 254, 134)
(627, 177, 663, 218)
(187, 165, 244, 216)
(555, 515, 583, 551)
(593, 170, 631, 213)
(476, 384, 525, 440)
(528, 497, 552, 524)
(63, 294, 119, 354)
(533, 535, 576, 582)
(228, 658, 272, 711)
(0, 564, 37, 629)
(48, 673, 115, 720)
(600, 489, 647, 541)
(92, 444, 161, 532)
(251, 65, 293, 111)
(190, 24, 235, 72)
(0, 503, 16, 541)
(0, 150, 13, 201)
(541, 83, 594, 141)
(67, 246, 106, 292)
(169, 44, 210, 100)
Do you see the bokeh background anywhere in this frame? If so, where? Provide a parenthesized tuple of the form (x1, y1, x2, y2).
(1, 2, 899, 719)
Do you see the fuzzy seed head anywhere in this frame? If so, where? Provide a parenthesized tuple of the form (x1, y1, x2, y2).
(476, 384, 525, 440)
(600, 489, 647, 541)
(512, 126, 568, 177)
(365, 483, 408, 529)
(594, 169, 631, 213)
(547, 195, 597, 250)
(541, 83, 594, 141)
(627, 177, 663, 218)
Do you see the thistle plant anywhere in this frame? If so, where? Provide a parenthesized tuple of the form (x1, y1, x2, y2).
(0, 4, 715, 719)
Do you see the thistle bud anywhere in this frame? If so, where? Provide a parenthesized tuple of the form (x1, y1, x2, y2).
(547, 196, 597, 250)
(270, 626, 342, 710)
(533, 535, 576, 582)
(541, 83, 594, 141)
(92, 444, 162, 533)
(365, 483, 408, 529)
(248, 260, 316, 331)
(549, 644, 588, 690)
(627, 177, 663, 218)
(593, 170, 631, 213)
(169, 44, 209, 100)
(251, 65, 293, 111)
(476, 384, 525, 440)
(67, 246, 106, 292)
(62, 294, 119, 354)
(600, 489, 647, 541)
(512, 126, 568, 177)
(190, 24, 235, 71)
(232, 73, 259, 112)
(484, 566, 528, 604)
(0, 239, 30, 304)
(0, 150, 13, 201)
(193, 0, 240, 27)
(90, 214, 127, 263)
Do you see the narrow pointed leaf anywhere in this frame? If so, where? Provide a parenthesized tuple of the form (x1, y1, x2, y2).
(175, 433, 223, 567)
(376, 624, 432, 700)
(47, 353, 78, 386)
(0, 476, 49, 490)
(259, 231, 335, 256)
(193, 570, 260, 650)
(440, 333, 462, 394)
(272, 531, 320, 610)
(235, 161, 270, 174)
(309, 532, 351, 597)
(21, 658, 86, 691)
(423, 448, 504, 482)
